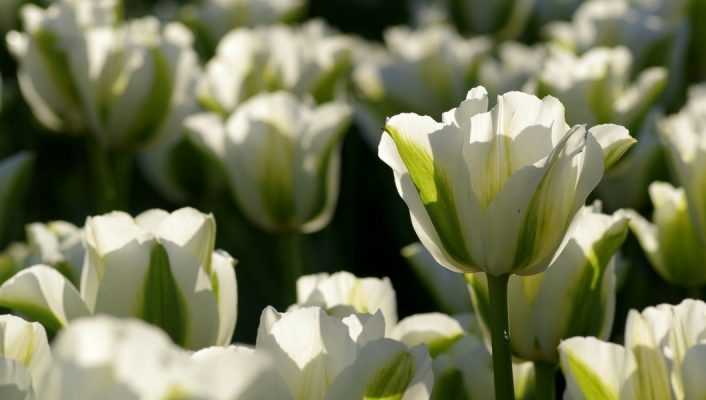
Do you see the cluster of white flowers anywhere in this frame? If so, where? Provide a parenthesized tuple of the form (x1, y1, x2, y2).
(3, 0, 706, 398)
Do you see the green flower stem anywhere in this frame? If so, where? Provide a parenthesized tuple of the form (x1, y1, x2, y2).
(534, 361, 556, 400)
(277, 231, 304, 307)
(88, 139, 132, 212)
(487, 273, 515, 400)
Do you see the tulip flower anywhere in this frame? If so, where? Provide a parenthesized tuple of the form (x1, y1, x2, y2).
(8, 1, 199, 150)
(379, 85, 633, 399)
(0, 315, 51, 399)
(0, 208, 237, 350)
(628, 183, 706, 287)
(559, 299, 706, 399)
(180, 0, 306, 51)
(198, 21, 354, 115)
(659, 84, 706, 235)
(294, 271, 398, 332)
(0, 221, 84, 286)
(192, 92, 351, 234)
(353, 26, 490, 144)
(546, 0, 688, 104)
(391, 313, 535, 400)
(537, 46, 667, 129)
(256, 306, 386, 399)
(0, 152, 34, 243)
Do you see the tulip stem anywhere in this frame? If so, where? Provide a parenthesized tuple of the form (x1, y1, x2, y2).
(278, 232, 304, 307)
(486, 273, 515, 400)
(88, 139, 132, 212)
(534, 362, 556, 400)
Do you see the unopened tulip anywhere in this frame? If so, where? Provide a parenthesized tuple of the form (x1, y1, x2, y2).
(192, 92, 351, 233)
(560, 299, 706, 399)
(379, 85, 632, 276)
(0, 208, 237, 350)
(628, 182, 706, 287)
(8, 0, 200, 150)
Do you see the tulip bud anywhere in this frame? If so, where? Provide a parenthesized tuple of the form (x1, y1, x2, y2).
(294, 271, 398, 332)
(192, 92, 351, 233)
(628, 182, 706, 287)
(180, 0, 306, 50)
(559, 299, 706, 399)
(0, 315, 51, 398)
(353, 26, 490, 144)
(379, 85, 633, 276)
(468, 204, 627, 362)
(0, 208, 237, 350)
(8, 0, 200, 150)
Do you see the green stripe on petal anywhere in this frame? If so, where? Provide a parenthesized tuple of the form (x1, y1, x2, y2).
(258, 122, 296, 228)
(385, 125, 473, 267)
(140, 243, 188, 346)
(563, 350, 618, 400)
(122, 47, 174, 148)
(364, 351, 415, 400)
(34, 29, 82, 110)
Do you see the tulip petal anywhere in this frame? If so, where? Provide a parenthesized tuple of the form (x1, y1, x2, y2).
(682, 344, 706, 400)
(211, 250, 237, 346)
(589, 124, 636, 169)
(0, 265, 89, 333)
(559, 337, 636, 400)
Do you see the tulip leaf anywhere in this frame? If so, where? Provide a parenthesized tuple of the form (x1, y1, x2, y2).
(364, 351, 415, 400)
(385, 125, 474, 268)
(140, 243, 188, 346)
(122, 47, 174, 148)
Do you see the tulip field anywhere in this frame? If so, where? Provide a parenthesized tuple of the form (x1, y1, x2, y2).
(2, 0, 706, 398)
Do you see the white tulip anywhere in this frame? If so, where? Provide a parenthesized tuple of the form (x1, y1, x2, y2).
(379, 85, 633, 276)
(628, 182, 706, 287)
(8, 0, 200, 150)
(402, 243, 473, 314)
(0, 153, 34, 241)
(537, 46, 667, 129)
(198, 20, 354, 115)
(180, 0, 306, 48)
(256, 306, 386, 400)
(43, 316, 191, 400)
(468, 204, 628, 362)
(559, 299, 706, 399)
(353, 26, 490, 144)
(0, 208, 237, 350)
(192, 92, 351, 233)
(295, 271, 398, 332)
(659, 84, 706, 236)
(18, 221, 84, 284)
(0, 315, 51, 399)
